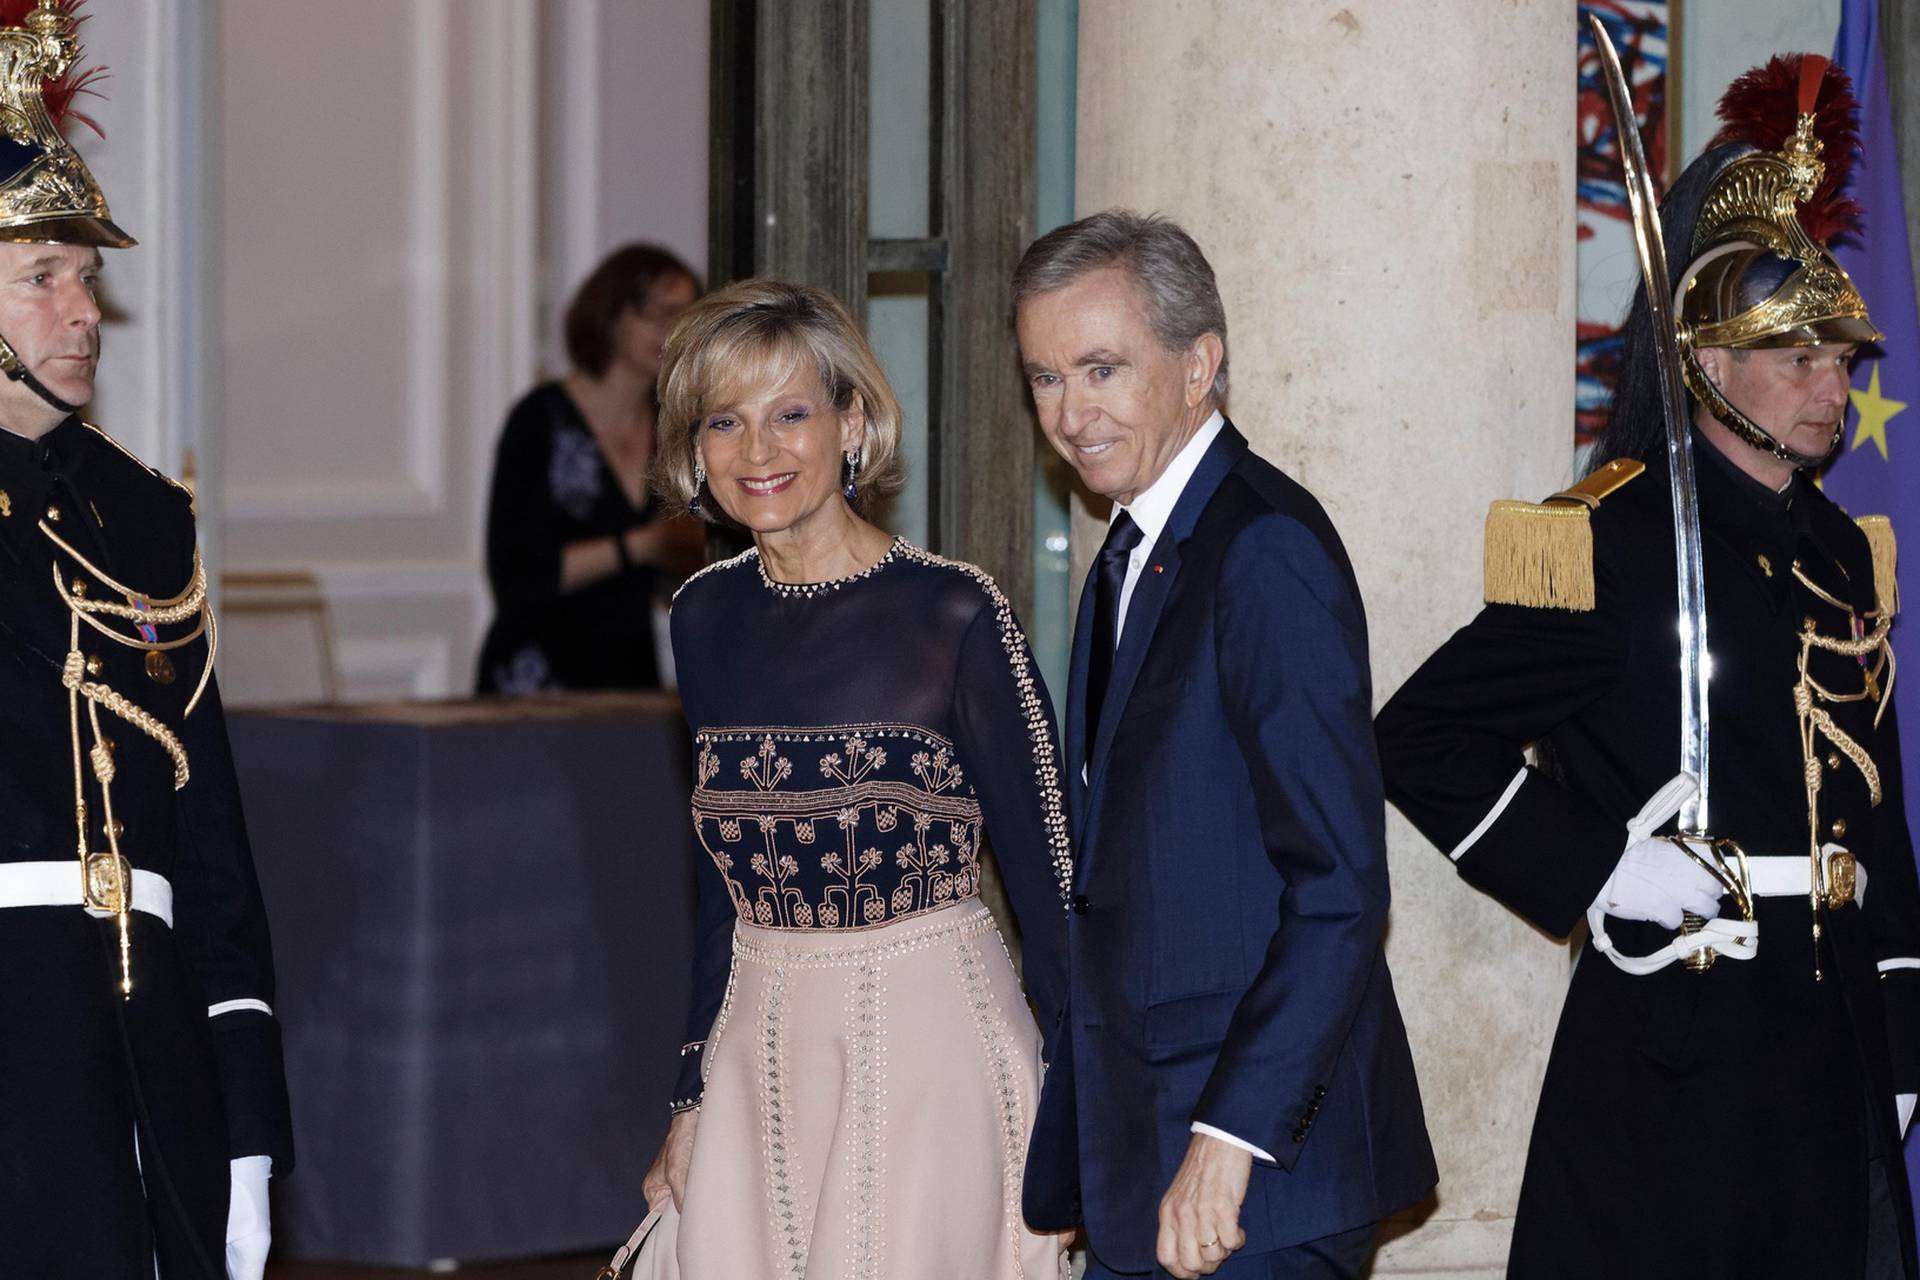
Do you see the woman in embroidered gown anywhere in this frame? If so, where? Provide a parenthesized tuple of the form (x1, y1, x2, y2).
(640, 279, 1071, 1278)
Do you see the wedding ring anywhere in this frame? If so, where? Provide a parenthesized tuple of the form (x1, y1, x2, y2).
(1201, 1239, 1220, 1250)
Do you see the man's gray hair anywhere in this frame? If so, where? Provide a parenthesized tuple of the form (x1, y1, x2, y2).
(1011, 209, 1229, 401)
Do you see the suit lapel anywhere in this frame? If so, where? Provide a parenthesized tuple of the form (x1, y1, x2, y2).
(1066, 557, 1099, 830)
(1087, 536, 1181, 784)
(1077, 424, 1249, 869)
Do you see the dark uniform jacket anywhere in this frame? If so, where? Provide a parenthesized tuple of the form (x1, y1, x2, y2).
(0, 417, 293, 1278)
(1376, 436, 1920, 1279)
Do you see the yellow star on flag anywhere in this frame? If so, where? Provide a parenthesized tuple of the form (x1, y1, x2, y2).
(1849, 363, 1905, 461)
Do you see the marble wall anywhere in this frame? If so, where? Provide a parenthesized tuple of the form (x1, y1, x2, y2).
(1072, 3, 1579, 1273)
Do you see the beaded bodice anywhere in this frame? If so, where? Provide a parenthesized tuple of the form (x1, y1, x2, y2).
(693, 724, 986, 929)
(674, 540, 1070, 934)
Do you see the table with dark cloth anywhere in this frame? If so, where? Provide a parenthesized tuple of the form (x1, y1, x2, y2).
(228, 693, 695, 1266)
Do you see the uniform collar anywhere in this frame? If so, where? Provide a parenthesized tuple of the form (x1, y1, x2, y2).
(1663, 434, 1865, 606)
(1689, 431, 1843, 556)
(1678, 434, 1789, 549)
(0, 414, 86, 481)
(1693, 428, 1796, 517)
(1111, 408, 1226, 546)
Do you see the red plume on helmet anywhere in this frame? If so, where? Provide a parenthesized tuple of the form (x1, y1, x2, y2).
(0, 0, 104, 136)
(1709, 53, 1862, 243)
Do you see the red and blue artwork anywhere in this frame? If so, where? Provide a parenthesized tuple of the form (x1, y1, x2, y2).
(1576, 2, 1670, 447)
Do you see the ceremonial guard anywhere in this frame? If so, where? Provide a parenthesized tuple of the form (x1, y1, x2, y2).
(0, 4, 291, 1277)
(1377, 49, 1920, 1279)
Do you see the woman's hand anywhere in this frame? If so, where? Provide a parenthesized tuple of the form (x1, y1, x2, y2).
(642, 1108, 699, 1213)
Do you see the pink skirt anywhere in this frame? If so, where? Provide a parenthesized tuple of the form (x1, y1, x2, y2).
(676, 901, 1070, 1279)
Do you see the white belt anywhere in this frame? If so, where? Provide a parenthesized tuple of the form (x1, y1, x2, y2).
(0, 860, 174, 927)
(1746, 846, 1867, 906)
(1591, 844, 1864, 976)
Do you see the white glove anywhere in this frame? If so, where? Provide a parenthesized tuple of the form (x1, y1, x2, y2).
(226, 1155, 272, 1280)
(1595, 773, 1726, 930)
(1898, 1093, 1916, 1139)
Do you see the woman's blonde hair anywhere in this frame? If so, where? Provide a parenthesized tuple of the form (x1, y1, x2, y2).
(654, 278, 905, 520)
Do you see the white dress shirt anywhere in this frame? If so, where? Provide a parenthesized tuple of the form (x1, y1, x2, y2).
(1109, 410, 1226, 647)
(1099, 411, 1274, 1164)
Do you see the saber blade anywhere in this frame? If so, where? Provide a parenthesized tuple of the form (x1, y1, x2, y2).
(1590, 15, 1712, 833)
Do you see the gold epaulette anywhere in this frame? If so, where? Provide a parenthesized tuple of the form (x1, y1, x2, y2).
(1855, 515, 1899, 618)
(1483, 457, 1645, 611)
(82, 422, 193, 494)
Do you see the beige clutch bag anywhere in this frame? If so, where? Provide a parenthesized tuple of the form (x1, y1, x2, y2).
(593, 1202, 679, 1280)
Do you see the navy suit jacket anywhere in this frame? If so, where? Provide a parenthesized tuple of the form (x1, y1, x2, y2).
(1020, 424, 1435, 1270)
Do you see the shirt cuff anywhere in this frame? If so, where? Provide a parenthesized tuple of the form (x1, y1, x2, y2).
(1191, 1121, 1275, 1164)
(1898, 1093, 1916, 1138)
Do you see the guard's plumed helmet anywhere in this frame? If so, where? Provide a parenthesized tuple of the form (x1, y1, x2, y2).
(0, 0, 131, 248)
(1676, 54, 1876, 466)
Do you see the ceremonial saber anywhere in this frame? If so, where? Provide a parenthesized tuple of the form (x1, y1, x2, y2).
(1590, 16, 1713, 835)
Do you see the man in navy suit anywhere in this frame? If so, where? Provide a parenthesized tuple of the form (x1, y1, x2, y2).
(1012, 211, 1435, 1279)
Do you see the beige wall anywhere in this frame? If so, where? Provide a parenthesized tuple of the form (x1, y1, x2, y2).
(1074, 4, 1578, 1273)
(215, 0, 537, 701)
(72, 1, 219, 566)
(539, 0, 710, 375)
(207, 0, 709, 703)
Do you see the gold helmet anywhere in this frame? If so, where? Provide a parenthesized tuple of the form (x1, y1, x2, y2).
(0, 0, 131, 248)
(1676, 55, 1875, 467)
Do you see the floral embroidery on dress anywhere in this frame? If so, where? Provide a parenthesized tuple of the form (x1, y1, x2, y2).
(741, 736, 793, 790)
(693, 724, 986, 931)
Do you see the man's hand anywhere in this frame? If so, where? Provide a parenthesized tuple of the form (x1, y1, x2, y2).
(642, 1108, 698, 1213)
(1157, 1132, 1251, 1278)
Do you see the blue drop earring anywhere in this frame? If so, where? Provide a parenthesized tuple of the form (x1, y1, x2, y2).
(842, 449, 859, 501)
(688, 461, 706, 515)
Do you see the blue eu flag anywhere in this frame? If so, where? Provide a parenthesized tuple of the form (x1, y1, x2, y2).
(1827, 0, 1920, 1216)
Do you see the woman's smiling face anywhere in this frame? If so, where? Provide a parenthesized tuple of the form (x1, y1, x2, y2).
(696, 355, 863, 538)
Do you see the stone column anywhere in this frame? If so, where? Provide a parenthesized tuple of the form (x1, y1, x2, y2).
(1072, 4, 1576, 1274)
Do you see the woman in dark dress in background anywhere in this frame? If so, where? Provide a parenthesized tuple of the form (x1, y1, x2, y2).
(639, 280, 1071, 1277)
(476, 244, 706, 693)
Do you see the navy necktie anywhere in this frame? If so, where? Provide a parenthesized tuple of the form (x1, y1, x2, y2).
(1086, 511, 1144, 750)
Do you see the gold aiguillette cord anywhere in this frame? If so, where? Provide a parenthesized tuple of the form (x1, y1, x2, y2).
(46, 521, 207, 998)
